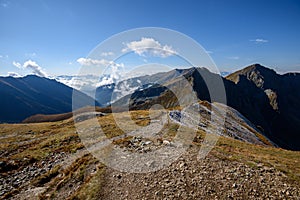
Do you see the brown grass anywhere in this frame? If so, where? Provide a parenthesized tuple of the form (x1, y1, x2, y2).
(1, 108, 300, 199)
(32, 165, 61, 186)
(211, 135, 300, 183)
(22, 106, 113, 123)
(38, 153, 103, 199)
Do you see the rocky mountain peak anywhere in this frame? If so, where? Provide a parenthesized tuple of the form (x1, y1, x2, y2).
(226, 64, 278, 89)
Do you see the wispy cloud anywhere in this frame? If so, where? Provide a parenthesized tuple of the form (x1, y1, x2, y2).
(12, 60, 47, 77)
(76, 57, 113, 66)
(7, 72, 20, 77)
(250, 38, 268, 44)
(12, 61, 22, 68)
(122, 37, 177, 58)
(205, 50, 213, 54)
(101, 51, 114, 57)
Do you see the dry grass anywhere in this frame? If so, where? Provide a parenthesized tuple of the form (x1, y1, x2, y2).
(22, 106, 112, 123)
(241, 122, 273, 146)
(1, 108, 300, 199)
(69, 164, 105, 200)
(211, 135, 300, 183)
(191, 129, 300, 184)
(38, 153, 103, 199)
(0, 119, 82, 172)
(32, 165, 61, 187)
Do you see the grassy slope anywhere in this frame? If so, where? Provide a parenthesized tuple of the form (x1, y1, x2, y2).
(0, 111, 300, 199)
(21, 106, 112, 123)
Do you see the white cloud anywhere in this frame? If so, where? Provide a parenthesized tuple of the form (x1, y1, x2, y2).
(112, 80, 140, 101)
(101, 52, 114, 57)
(77, 57, 112, 66)
(122, 37, 177, 58)
(7, 72, 20, 77)
(205, 50, 213, 54)
(96, 63, 124, 86)
(76, 57, 125, 86)
(23, 60, 47, 77)
(12, 60, 47, 77)
(54, 75, 100, 92)
(12, 61, 22, 68)
(250, 38, 268, 44)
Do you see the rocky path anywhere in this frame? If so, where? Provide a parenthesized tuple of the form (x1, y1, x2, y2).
(98, 146, 300, 199)
(2, 140, 300, 199)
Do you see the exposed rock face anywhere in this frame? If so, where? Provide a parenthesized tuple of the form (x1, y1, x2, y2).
(226, 64, 279, 89)
(168, 102, 273, 146)
(264, 89, 279, 111)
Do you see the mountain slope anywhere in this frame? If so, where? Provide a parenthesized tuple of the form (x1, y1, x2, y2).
(95, 69, 185, 106)
(225, 64, 300, 150)
(0, 75, 98, 123)
(111, 65, 300, 150)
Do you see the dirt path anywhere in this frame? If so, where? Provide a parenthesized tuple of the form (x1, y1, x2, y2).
(98, 146, 300, 199)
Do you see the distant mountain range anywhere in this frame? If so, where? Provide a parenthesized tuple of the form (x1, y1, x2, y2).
(0, 75, 98, 123)
(54, 74, 100, 97)
(1, 64, 299, 150)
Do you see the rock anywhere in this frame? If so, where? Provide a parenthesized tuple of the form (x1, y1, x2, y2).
(117, 174, 122, 179)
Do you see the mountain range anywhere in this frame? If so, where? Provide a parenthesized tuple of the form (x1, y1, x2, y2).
(0, 64, 299, 150)
(109, 64, 300, 150)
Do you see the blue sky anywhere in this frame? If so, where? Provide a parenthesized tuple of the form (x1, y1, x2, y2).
(0, 0, 300, 76)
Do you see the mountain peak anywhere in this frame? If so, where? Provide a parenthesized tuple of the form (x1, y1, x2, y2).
(243, 63, 276, 74)
(226, 64, 278, 89)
